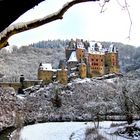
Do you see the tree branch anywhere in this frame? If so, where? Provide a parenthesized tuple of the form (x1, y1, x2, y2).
(116, 0, 132, 39)
(124, 0, 132, 40)
(99, 0, 110, 13)
(128, 96, 140, 111)
(0, 0, 100, 49)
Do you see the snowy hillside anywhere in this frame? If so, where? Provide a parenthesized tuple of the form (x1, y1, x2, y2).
(0, 76, 140, 139)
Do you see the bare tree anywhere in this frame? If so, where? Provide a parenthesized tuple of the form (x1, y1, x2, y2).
(121, 86, 133, 125)
(116, 78, 140, 125)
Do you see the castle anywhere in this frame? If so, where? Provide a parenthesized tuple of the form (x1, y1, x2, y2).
(38, 39, 120, 85)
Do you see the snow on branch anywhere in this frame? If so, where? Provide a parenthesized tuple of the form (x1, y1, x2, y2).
(0, 0, 100, 49)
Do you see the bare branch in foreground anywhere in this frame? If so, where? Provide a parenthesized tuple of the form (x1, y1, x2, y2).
(116, 0, 132, 40)
(99, 0, 110, 13)
(0, 0, 100, 49)
(124, 0, 132, 40)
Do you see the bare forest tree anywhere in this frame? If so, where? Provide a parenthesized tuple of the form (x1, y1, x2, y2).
(115, 77, 140, 125)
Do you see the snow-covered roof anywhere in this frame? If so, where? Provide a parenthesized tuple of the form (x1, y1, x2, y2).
(67, 51, 78, 62)
(108, 44, 117, 53)
(88, 41, 105, 55)
(70, 72, 77, 77)
(97, 42, 105, 52)
(76, 41, 85, 49)
(70, 67, 77, 71)
(89, 41, 96, 48)
(88, 41, 96, 53)
(39, 63, 53, 71)
(89, 51, 105, 55)
(57, 69, 67, 71)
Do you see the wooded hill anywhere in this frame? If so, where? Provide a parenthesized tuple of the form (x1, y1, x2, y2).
(0, 39, 139, 82)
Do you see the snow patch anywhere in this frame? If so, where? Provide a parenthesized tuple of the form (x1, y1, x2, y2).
(73, 78, 91, 83)
(67, 51, 78, 62)
(17, 121, 138, 140)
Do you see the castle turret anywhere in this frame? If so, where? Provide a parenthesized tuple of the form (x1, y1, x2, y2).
(38, 63, 54, 84)
(79, 62, 87, 79)
(65, 39, 76, 61)
(67, 51, 78, 74)
(105, 44, 120, 74)
(88, 53, 105, 77)
(75, 39, 86, 63)
(87, 41, 105, 77)
(57, 67, 68, 85)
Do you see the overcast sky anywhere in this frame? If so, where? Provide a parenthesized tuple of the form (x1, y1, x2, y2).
(8, 0, 140, 47)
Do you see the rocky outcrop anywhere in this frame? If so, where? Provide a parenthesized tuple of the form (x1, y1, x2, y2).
(0, 87, 24, 132)
(23, 78, 120, 123)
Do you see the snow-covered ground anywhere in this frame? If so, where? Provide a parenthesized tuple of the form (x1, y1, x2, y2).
(19, 122, 86, 140)
(17, 121, 140, 140)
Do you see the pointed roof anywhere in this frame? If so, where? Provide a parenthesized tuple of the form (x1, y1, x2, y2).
(67, 51, 78, 62)
(109, 44, 117, 53)
(88, 41, 105, 55)
(76, 39, 85, 49)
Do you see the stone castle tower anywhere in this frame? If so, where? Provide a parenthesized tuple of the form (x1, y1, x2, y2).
(57, 64, 68, 85)
(79, 62, 87, 79)
(38, 63, 54, 84)
(105, 44, 120, 74)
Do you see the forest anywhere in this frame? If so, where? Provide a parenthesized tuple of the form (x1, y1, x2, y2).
(0, 39, 139, 82)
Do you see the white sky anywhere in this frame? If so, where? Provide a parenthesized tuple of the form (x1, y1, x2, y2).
(8, 0, 140, 47)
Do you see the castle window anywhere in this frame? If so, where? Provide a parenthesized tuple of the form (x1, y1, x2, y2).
(101, 59, 103, 62)
(92, 58, 94, 61)
(96, 59, 98, 61)
(94, 63, 98, 66)
(105, 64, 109, 67)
